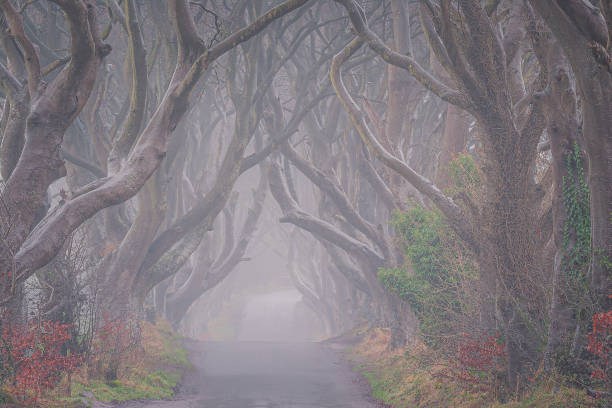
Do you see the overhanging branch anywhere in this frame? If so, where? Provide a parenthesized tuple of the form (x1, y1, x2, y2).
(330, 37, 479, 254)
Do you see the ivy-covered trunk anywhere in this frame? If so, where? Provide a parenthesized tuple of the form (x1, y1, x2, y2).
(530, 0, 612, 321)
(537, 47, 592, 368)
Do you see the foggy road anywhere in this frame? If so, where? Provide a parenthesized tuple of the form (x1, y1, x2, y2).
(119, 341, 379, 408)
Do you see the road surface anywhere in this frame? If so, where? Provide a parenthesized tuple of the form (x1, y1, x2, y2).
(118, 341, 380, 408)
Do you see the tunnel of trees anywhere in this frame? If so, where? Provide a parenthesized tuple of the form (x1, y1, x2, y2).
(0, 0, 610, 405)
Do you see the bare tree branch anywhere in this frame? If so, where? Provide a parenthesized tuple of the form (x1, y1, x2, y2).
(269, 160, 385, 267)
(330, 37, 479, 253)
(333, 0, 471, 110)
(0, 0, 41, 98)
(107, 0, 148, 176)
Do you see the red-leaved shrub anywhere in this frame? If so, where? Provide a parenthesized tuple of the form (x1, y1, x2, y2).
(90, 314, 141, 380)
(0, 320, 82, 404)
(586, 306, 611, 383)
(449, 333, 506, 391)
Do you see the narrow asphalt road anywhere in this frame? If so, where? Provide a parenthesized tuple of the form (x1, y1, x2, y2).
(118, 341, 379, 408)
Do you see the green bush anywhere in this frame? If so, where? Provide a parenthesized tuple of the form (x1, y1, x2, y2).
(446, 152, 481, 196)
(378, 153, 482, 347)
(379, 206, 477, 347)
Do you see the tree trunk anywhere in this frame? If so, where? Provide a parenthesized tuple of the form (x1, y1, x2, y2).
(530, 0, 612, 314)
(436, 104, 469, 189)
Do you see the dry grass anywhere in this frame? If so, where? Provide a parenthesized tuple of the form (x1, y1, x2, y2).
(347, 328, 602, 408)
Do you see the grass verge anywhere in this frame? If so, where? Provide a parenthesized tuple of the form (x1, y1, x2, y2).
(37, 319, 193, 407)
(346, 328, 605, 408)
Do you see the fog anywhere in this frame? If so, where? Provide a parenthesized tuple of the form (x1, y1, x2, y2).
(2, 0, 610, 406)
(179, 203, 327, 343)
(237, 289, 316, 341)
